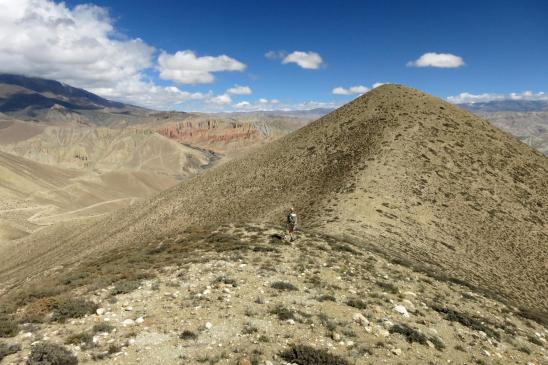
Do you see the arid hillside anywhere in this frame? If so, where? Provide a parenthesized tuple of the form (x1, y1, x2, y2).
(1, 84, 546, 322)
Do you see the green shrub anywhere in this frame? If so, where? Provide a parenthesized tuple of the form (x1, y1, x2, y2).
(51, 298, 98, 322)
(27, 342, 78, 365)
(279, 345, 351, 365)
(0, 316, 18, 338)
(0, 343, 21, 361)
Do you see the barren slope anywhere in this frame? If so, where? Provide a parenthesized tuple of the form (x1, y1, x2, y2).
(1, 85, 546, 319)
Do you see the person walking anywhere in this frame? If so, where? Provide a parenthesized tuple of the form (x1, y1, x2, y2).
(286, 207, 298, 242)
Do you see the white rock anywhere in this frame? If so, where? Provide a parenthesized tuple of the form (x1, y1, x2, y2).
(391, 348, 402, 356)
(403, 291, 417, 297)
(124, 306, 133, 312)
(332, 332, 341, 341)
(135, 317, 144, 324)
(378, 329, 390, 337)
(482, 350, 491, 357)
(286, 319, 296, 325)
(382, 319, 394, 329)
(127, 339, 136, 346)
(23, 332, 33, 338)
(265, 361, 274, 365)
(394, 305, 410, 317)
(352, 313, 368, 325)
(346, 340, 354, 347)
(96, 308, 106, 316)
(122, 319, 135, 326)
(205, 322, 213, 330)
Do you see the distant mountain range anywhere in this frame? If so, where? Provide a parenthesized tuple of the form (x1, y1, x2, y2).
(458, 99, 548, 112)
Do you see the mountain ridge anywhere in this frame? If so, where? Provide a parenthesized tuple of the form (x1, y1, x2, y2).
(1, 84, 546, 320)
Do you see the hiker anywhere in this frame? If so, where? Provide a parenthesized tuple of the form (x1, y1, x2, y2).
(286, 207, 298, 241)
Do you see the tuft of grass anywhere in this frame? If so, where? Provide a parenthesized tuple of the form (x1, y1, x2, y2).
(517, 346, 531, 354)
(271, 281, 298, 291)
(317, 294, 336, 302)
(270, 305, 295, 321)
(376, 281, 399, 294)
(27, 342, 78, 365)
(179, 330, 198, 340)
(51, 298, 98, 323)
(111, 279, 141, 296)
(0, 343, 21, 362)
(390, 323, 428, 345)
(92, 322, 114, 334)
(345, 297, 367, 309)
(65, 332, 93, 348)
(0, 316, 18, 338)
(279, 344, 351, 365)
(212, 276, 237, 286)
(528, 335, 543, 346)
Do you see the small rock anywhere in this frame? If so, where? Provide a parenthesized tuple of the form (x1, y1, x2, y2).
(127, 339, 136, 346)
(96, 308, 106, 316)
(332, 332, 342, 341)
(391, 348, 402, 356)
(482, 350, 491, 357)
(286, 319, 296, 325)
(238, 357, 251, 365)
(124, 306, 133, 312)
(205, 322, 213, 330)
(135, 317, 144, 324)
(394, 305, 410, 317)
(346, 340, 354, 347)
(122, 319, 135, 326)
(382, 319, 394, 329)
(352, 313, 368, 326)
(265, 361, 274, 365)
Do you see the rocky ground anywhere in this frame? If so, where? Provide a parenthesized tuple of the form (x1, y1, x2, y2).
(0, 224, 546, 364)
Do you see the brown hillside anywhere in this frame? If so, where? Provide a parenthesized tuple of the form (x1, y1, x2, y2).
(1, 84, 546, 318)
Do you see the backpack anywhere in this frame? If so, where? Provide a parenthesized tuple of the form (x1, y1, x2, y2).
(287, 213, 296, 224)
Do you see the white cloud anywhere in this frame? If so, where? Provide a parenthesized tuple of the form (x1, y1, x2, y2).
(332, 85, 369, 95)
(0, 0, 154, 90)
(264, 50, 287, 60)
(282, 51, 323, 69)
(209, 93, 232, 105)
(372, 82, 386, 88)
(158, 50, 245, 84)
(447, 91, 548, 104)
(226, 85, 252, 95)
(407, 52, 465, 68)
(234, 101, 251, 108)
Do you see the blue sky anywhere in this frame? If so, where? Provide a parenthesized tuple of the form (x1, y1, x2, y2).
(0, 0, 546, 111)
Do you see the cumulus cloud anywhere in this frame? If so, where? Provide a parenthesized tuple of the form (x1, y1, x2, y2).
(407, 52, 465, 68)
(209, 93, 232, 105)
(0, 0, 154, 89)
(226, 85, 252, 95)
(447, 91, 548, 104)
(332, 85, 369, 95)
(234, 101, 251, 108)
(372, 82, 386, 88)
(0, 0, 248, 110)
(158, 50, 246, 84)
(281, 51, 323, 69)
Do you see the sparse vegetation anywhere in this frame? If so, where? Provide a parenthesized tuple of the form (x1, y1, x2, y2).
(27, 342, 78, 365)
(0, 316, 18, 338)
(179, 330, 198, 340)
(92, 322, 114, 334)
(65, 332, 93, 348)
(0, 343, 21, 362)
(317, 294, 336, 302)
(270, 305, 295, 321)
(271, 281, 298, 291)
(345, 297, 367, 309)
(280, 344, 351, 365)
(111, 279, 141, 295)
(432, 305, 500, 340)
(51, 298, 98, 322)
